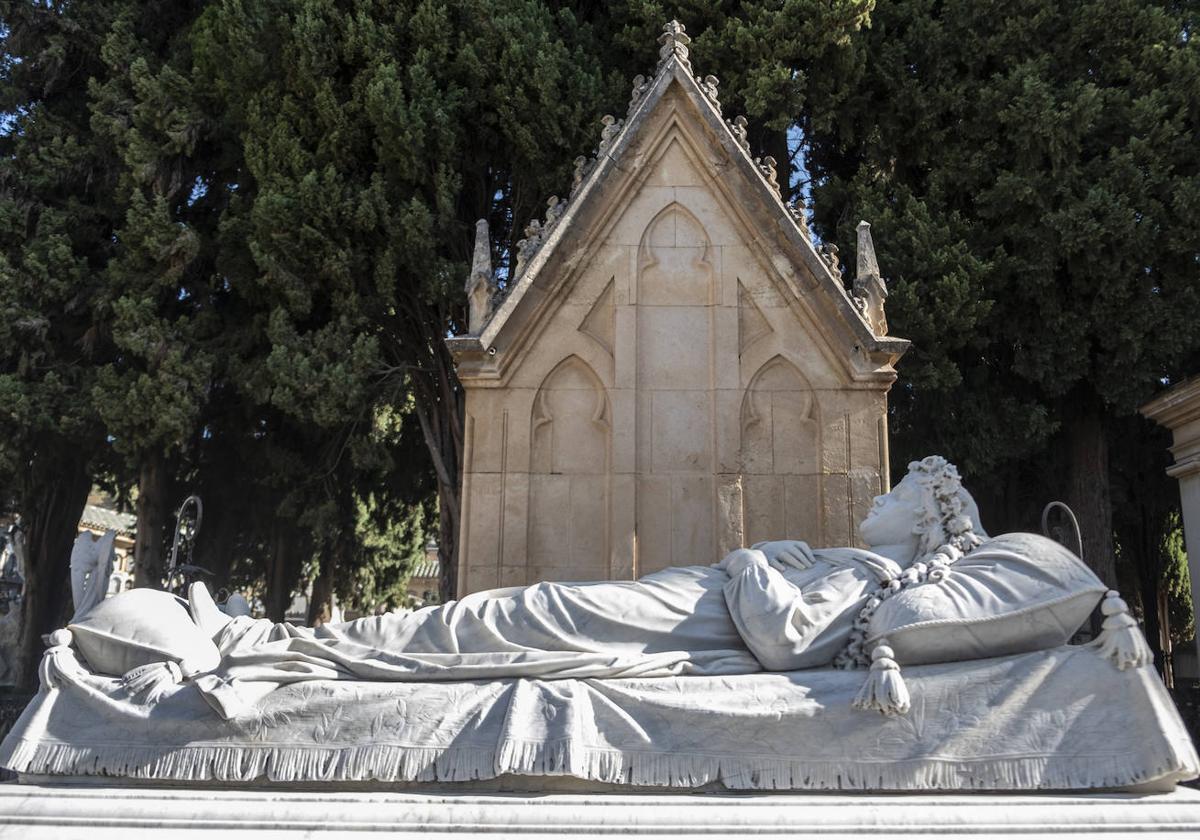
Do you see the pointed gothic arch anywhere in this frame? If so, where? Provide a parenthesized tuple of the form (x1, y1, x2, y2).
(740, 355, 821, 545)
(527, 356, 611, 581)
(636, 201, 714, 306)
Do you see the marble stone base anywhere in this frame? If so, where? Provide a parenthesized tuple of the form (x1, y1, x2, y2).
(1, 782, 1198, 838)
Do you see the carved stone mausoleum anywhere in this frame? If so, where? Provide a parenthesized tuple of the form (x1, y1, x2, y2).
(1141, 375, 1200, 673)
(447, 26, 908, 596)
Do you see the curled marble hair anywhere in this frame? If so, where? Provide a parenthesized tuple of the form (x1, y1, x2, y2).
(907, 455, 986, 559)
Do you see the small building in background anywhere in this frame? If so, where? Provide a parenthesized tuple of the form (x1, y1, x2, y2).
(407, 540, 441, 606)
(1141, 376, 1200, 681)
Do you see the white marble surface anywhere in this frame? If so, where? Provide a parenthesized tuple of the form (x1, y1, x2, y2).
(0, 782, 1198, 838)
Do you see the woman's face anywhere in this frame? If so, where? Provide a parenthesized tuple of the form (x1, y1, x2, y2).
(858, 474, 923, 548)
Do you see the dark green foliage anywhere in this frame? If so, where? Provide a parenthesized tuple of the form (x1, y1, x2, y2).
(808, 0, 1200, 647)
(0, 0, 127, 688)
(811, 0, 1200, 474)
(349, 489, 435, 614)
(189, 0, 625, 600)
(1162, 519, 1195, 646)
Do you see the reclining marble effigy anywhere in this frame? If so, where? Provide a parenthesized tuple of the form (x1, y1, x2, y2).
(1, 455, 1196, 791)
(50, 457, 1102, 712)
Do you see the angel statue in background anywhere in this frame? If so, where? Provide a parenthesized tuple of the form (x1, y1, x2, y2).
(68, 455, 1145, 720)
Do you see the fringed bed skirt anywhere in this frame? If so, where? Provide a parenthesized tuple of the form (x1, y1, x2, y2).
(2, 645, 1196, 791)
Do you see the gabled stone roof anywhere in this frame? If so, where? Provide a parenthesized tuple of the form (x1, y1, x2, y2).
(447, 20, 908, 384)
(79, 505, 137, 536)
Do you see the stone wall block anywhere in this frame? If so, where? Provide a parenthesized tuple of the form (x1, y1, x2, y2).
(771, 392, 819, 475)
(569, 474, 610, 569)
(466, 404, 504, 474)
(784, 473, 822, 542)
(673, 475, 715, 566)
(614, 307, 638, 387)
(610, 474, 637, 579)
(466, 473, 504, 566)
(674, 187, 742, 249)
(714, 389, 743, 473)
(609, 389, 637, 474)
(821, 473, 853, 547)
(849, 468, 881, 546)
(715, 474, 745, 556)
(638, 307, 711, 389)
(650, 390, 712, 472)
(500, 472, 529, 570)
(643, 137, 707, 188)
(742, 473, 785, 547)
(635, 474, 673, 574)
(605, 186, 678, 246)
(822, 411, 850, 474)
(528, 473, 571, 568)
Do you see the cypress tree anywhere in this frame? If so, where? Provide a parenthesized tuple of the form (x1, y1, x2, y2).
(0, 0, 124, 688)
(88, 0, 227, 587)
(808, 0, 1200, 593)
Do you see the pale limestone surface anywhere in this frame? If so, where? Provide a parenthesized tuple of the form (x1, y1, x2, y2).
(1141, 375, 1200, 665)
(447, 33, 907, 595)
(2, 784, 1199, 838)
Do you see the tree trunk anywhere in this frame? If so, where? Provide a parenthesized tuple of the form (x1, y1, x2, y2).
(415, 337, 463, 604)
(1133, 510, 1165, 674)
(132, 451, 170, 588)
(193, 499, 236, 596)
(436, 491, 457, 603)
(265, 522, 289, 623)
(307, 560, 334, 626)
(14, 456, 91, 692)
(264, 522, 304, 623)
(306, 532, 348, 627)
(1064, 392, 1117, 589)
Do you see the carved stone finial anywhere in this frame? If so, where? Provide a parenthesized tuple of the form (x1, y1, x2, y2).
(598, 114, 623, 155)
(699, 74, 720, 105)
(658, 20, 692, 70)
(466, 218, 495, 334)
(544, 196, 564, 228)
(820, 242, 843, 280)
(729, 115, 750, 153)
(628, 74, 649, 113)
(572, 155, 593, 194)
(787, 200, 811, 239)
(854, 220, 889, 335)
(514, 216, 545, 278)
(758, 155, 780, 198)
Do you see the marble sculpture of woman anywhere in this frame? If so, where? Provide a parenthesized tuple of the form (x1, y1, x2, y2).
(163, 455, 994, 718)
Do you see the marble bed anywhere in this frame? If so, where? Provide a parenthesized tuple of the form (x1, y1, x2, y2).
(3, 456, 1196, 793)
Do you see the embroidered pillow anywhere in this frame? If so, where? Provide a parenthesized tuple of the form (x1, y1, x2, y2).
(867, 532, 1107, 665)
(68, 587, 220, 678)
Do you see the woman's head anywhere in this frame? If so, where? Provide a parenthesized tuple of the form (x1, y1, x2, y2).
(859, 456, 986, 559)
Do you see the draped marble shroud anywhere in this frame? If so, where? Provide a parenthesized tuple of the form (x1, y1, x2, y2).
(1, 645, 1196, 791)
(186, 557, 891, 718)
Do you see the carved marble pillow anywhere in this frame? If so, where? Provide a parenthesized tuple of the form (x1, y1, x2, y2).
(68, 588, 221, 678)
(867, 532, 1107, 665)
